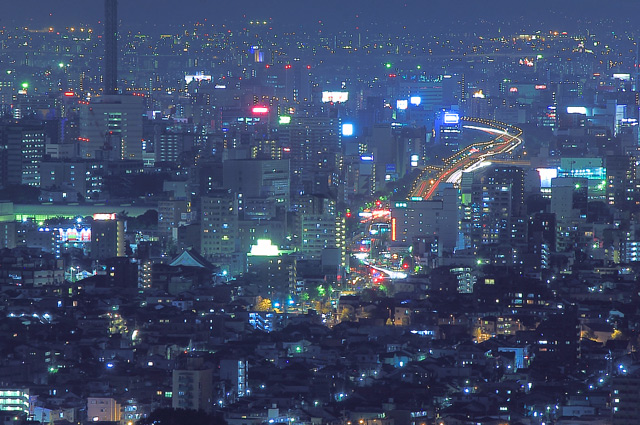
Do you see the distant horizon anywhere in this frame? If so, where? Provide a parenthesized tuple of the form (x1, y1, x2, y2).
(3, 0, 640, 29)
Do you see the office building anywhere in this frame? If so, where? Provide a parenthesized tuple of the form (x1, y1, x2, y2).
(39, 160, 105, 201)
(158, 199, 192, 239)
(223, 158, 290, 214)
(286, 116, 342, 195)
(606, 155, 637, 207)
(91, 213, 126, 260)
(78, 95, 144, 160)
(391, 184, 459, 253)
(0, 119, 45, 187)
(470, 166, 525, 247)
(201, 190, 238, 256)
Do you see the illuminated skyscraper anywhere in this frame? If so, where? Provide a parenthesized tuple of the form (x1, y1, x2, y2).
(104, 0, 118, 94)
(470, 166, 526, 247)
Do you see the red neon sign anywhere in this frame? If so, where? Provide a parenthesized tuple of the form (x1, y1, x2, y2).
(252, 106, 269, 114)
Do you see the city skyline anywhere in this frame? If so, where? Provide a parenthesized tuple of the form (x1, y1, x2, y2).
(1, 0, 640, 424)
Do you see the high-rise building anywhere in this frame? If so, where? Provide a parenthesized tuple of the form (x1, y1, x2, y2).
(78, 95, 144, 160)
(91, 213, 125, 260)
(550, 177, 588, 252)
(223, 158, 290, 214)
(297, 194, 346, 264)
(470, 166, 525, 248)
(525, 212, 556, 273)
(158, 199, 191, 238)
(286, 116, 342, 195)
(104, 0, 118, 95)
(0, 119, 45, 187)
(172, 369, 213, 413)
(200, 190, 238, 256)
(606, 155, 637, 207)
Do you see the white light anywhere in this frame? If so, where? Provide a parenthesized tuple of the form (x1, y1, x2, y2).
(566, 106, 587, 114)
(443, 112, 459, 124)
(410, 96, 421, 106)
(322, 91, 349, 103)
(397, 99, 408, 110)
(342, 123, 354, 136)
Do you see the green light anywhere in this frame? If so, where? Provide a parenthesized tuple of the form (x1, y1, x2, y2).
(58, 63, 65, 68)
(575, 184, 581, 189)
(385, 63, 392, 69)
(21, 82, 28, 89)
(417, 65, 421, 69)
(278, 115, 291, 125)
(477, 259, 483, 265)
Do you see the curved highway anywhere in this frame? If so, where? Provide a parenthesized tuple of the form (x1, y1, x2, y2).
(410, 117, 523, 201)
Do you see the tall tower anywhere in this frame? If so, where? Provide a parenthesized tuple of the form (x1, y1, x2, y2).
(104, 0, 118, 94)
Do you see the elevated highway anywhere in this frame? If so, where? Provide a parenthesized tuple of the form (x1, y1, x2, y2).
(409, 117, 523, 201)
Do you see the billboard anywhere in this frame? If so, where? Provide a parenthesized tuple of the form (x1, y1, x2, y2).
(322, 91, 349, 103)
(252, 106, 269, 114)
(566, 106, 587, 115)
(93, 213, 116, 221)
(443, 112, 460, 124)
(58, 228, 92, 243)
(184, 74, 212, 84)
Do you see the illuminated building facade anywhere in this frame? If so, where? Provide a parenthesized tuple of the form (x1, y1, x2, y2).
(200, 190, 238, 256)
(434, 110, 461, 152)
(470, 166, 525, 248)
(606, 154, 638, 207)
(91, 213, 125, 260)
(286, 116, 342, 195)
(0, 388, 30, 416)
(39, 160, 105, 201)
(0, 119, 45, 187)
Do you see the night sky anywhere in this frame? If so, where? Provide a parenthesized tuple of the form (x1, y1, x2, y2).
(4, 0, 640, 28)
